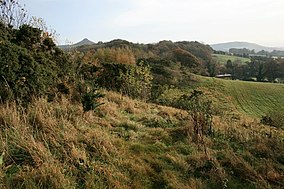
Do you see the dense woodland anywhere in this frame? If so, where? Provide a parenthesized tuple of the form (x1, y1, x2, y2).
(0, 0, 284, 188)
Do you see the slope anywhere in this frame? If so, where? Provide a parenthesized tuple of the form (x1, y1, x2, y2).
(196, 75, 284, 117)
(0, 90, 283, 189)
(212, 54, 250, 65)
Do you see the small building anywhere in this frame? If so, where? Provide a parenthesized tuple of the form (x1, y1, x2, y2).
(216, 74, 232, 80)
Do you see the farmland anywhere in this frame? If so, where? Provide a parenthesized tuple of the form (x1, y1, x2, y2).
(196, 75, 284, 117)
(212, 54, 251, 65)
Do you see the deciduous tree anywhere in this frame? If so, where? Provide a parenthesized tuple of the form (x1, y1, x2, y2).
(0, 0, 28, 28)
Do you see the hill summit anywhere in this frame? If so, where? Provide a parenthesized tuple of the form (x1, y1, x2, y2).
(75, 38, 95, 46)
(59, 38, 95, 49)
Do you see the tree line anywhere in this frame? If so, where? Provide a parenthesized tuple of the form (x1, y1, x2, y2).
(218, 57, 284, 82)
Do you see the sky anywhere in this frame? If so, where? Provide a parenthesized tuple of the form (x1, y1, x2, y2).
(21, 0, 284, 46)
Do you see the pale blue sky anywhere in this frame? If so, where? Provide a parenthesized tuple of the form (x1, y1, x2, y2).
(21, 0, 284, 46)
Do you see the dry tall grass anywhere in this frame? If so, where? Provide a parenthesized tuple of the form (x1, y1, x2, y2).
(0, 91, 283, 188)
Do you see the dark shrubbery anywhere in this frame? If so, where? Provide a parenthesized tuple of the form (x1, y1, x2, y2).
(81, 83, 104, 112)
(0, 41, 51, 102)
(0, 23, 74, 104)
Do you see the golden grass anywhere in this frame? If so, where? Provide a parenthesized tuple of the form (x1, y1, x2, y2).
(0, 90, 283, 188)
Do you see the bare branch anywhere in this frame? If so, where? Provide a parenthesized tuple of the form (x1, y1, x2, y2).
(0, 0, 28, 28)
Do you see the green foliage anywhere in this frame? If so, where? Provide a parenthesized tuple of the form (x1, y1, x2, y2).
(206, 59, 218, 77)
(175, 41, 213, 63)
(119, 61, 153, 100)
(70, 39, 214, 76)
(173, 48, 202, 73)
(0, 22, 12, 41)
(95, 63, 127, 91)
(141, 57, 194, 89)
(81, 83, 104, 112)
(0, 41, 51, 102)
(14, 24, 42, 50)
(76, 61, 99, 81)
(150, 86, 198, 109)
(215, 54, 284, 82)
(96, 62, 153, 101)
(0, 23, 74, 104)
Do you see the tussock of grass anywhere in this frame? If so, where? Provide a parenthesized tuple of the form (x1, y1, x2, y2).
(0, 91, 283, 188)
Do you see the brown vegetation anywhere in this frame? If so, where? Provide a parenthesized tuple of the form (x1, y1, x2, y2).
(0, 90, 283, 188)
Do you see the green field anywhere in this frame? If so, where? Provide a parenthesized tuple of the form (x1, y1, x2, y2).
(212, 54, 251, 65)
(196, 75, 284, 117)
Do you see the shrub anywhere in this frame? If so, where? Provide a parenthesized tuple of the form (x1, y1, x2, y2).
(97, 62, 153, 101)
(0, 41, 53, 103)
(0, 24, 74, 104)
(119, 61, 153, 101)
(261, 109, 284, 129)
(81, 83, 104, 112)
(176, 90, 214, 145)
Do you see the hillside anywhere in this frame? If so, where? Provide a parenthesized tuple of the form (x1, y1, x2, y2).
(1, 1, 284, 188)
(212, 54, 250, 65)
(0, 90, 283, 188)
(1, 34, 284, 188)
(211, 41, 284, 52)
(61, 39, 213, 63)
(195, 75, 284, 117)
(1, 16, 284, 189)
(150, 73, 284, 118)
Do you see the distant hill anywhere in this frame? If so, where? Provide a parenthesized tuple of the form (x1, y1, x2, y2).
(58, 38, 95, 49)
(211, 41, 284, 52)
(59, 38, 214, 65)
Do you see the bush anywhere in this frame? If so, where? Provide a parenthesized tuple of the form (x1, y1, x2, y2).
(81, 83, 104, 112)
(261, 109, 284, 129)
(119, 61, 153, 101)
(0, 41, 53, 103)
(0, 24, 74, 104)
(96, 62, 153, 101)
(176, 90, 214, 144)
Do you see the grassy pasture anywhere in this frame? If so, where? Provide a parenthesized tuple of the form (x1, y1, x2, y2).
(196, 75, 284, 117)
(212, 54, 251, 65)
